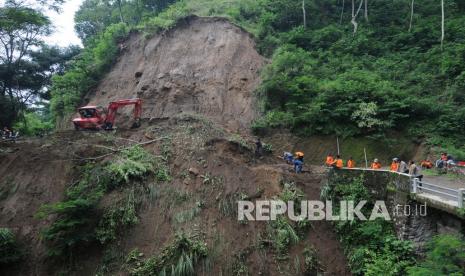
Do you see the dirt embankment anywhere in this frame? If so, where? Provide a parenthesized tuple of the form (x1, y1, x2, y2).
(0, 17, 352, 275)
(85, 16, 264, 133)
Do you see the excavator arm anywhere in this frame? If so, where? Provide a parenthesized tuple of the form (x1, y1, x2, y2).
(104, 98, 142, 130)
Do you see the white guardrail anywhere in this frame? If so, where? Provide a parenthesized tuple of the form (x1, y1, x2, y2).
(341, 168, 465, 209)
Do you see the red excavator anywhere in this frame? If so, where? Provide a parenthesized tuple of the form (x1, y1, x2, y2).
(72, 98, 142, 130)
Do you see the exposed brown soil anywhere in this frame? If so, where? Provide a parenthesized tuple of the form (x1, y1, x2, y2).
(84, 16, 264, 133)
(0, 17, 351, 275)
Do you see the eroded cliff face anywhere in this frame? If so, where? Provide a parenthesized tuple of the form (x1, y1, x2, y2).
(87, 16, 265, 132)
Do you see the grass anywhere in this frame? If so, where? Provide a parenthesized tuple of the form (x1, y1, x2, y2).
(173, 202, 203, 224)
(125, 233, 208, 276)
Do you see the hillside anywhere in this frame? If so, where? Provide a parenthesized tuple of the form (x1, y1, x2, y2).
(86, 17, 264, 132)
(0, 17, 350, 275)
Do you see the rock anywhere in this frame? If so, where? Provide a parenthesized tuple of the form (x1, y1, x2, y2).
(188, 167, 199, 176)
(141, 85, 150, 91)
(135, 71, 143, 78)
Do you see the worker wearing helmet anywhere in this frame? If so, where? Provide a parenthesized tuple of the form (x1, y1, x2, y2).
(390, 158, 399, 172)
(294, 152, 304, 173)
(347, 157, 355, 168)
(371, 159, 382, 170)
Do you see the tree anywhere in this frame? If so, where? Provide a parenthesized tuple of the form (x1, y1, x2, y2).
(408, 0, 415, 32)
(441, 0, 445, 50)
(340, 0, 345, 24)
(364, 0, 368, 22)
(351, 0, 364, 34)
(0, 1, 51, 125)
(302, 0, 306, 28)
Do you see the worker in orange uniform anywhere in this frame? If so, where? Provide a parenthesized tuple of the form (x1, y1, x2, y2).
(390, 158, 399, 172)
(332, 155, 344, 169)
(347, 157, 355, 168)
(325, 154, 334, 167)
(371, 158, 382, 169)
(421, 159, 433, 169)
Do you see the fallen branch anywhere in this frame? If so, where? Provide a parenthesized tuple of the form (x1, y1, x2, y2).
(52, 136, 170, 161)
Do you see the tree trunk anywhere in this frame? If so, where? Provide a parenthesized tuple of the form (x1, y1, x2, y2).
(302, 0, 307, 28)
(408, 0, 415, 32)
(351, 0, 364, 34)
(117, 0, 125, 24)
(340, 0, 345, 24)
(364, 0, 368, 22)
(441, 0, 445, 50)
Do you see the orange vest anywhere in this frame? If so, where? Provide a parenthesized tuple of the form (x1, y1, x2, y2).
(390, 162, 398, 172)
(347, 160, 355, 168)
(371, 162, 382, 169)
(335, 159, 343, 168)
(326, 156, 334, 166)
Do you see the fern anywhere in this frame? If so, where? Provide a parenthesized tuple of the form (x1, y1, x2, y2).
(0, 228, 22, 264)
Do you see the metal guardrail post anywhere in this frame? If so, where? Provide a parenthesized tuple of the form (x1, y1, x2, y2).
(412, 178, 418, 194)
(458, 188, 465, 208)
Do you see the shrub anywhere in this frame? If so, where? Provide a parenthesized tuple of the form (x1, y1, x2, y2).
(107, 145, 155, 185)
(96, 190, 139, 244)
(13, 111, 53, 136)
(140, 1, 190, 33)
(0, 228, 22, 264)
(38, 146, 155, 257)
(127, 233, 208, 276)
(325, 175, 415, 275)
(407, 234, 465, 276)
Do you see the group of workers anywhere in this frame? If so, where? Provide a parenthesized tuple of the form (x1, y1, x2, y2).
(324, 154, 425, 181)
(325, 154, 358, 169)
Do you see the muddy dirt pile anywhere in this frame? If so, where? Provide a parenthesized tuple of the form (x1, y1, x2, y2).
(85, 16, 264, 132)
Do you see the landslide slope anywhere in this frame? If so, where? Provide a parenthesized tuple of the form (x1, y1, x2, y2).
(86, 16, 264, 132)
(0, 17, 351, 275)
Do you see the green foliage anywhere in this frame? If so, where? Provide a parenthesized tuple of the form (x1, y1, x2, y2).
(96, 190, 139, 244)
(107, 145, 155, 185)
(302, 246, 319, 274)
(126, 233, 208, 276)
(325, 175, 415, 275)
(268, 216, 299, 256)
(50, 22, 129, 118)
(38, 146, 154, 257)
(13, 111, 53, 136)
(407, 234, 465, 276)
(0, 228, 22, 264)
(140, 1, 190, 33)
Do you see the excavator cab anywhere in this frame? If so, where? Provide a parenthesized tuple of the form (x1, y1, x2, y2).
(73, 106, 106, 130)
(73, 99, 142, 130)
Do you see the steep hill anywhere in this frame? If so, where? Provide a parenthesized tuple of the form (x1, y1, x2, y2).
(85, 16, 264, 133)
(0, 17, 351, 275)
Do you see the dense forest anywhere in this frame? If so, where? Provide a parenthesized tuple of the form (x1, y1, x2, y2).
(2, 0, 465, 154)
